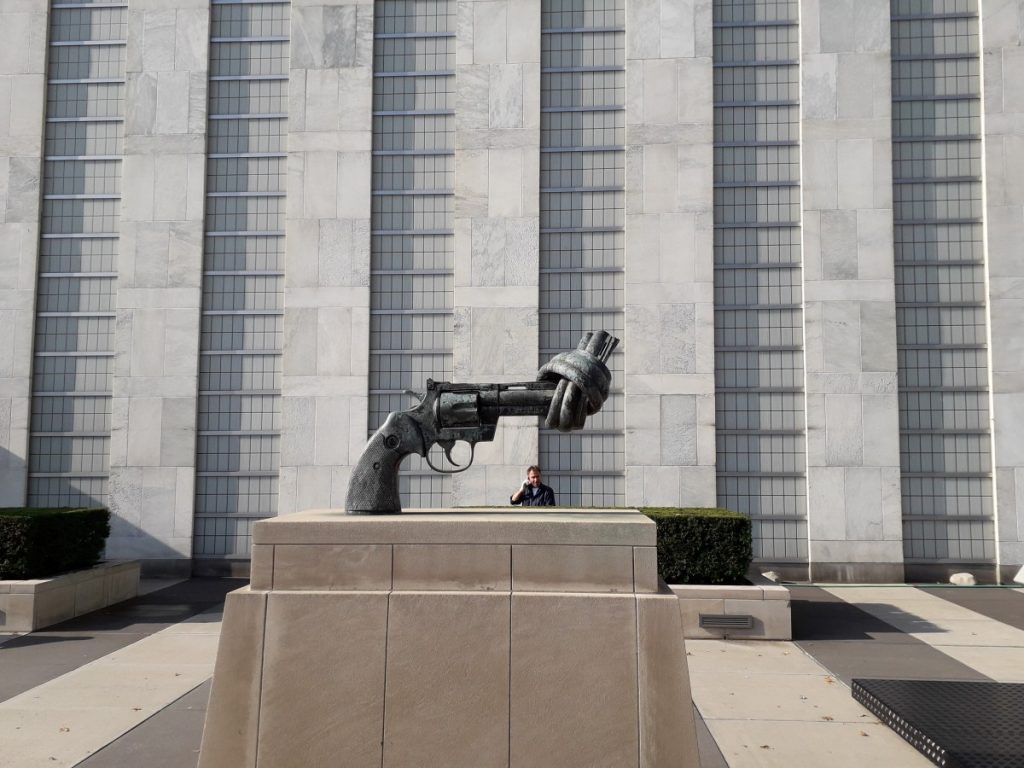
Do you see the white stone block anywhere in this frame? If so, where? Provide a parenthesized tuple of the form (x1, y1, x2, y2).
(456, 149, 488, 219)
(819, 300, 862, 373)
(824, 394, 863, 466)
(808, 466, 846, 539)
(317, 307, 355, 376)
(489, 64, 525, 130)
(993, 394, 1024, 465)
(456, 65, 488, 131)
(315, 396, 351, 466)
(8, 74, 45, 143)
(154, 154, 189, 222)
(506, 0, 539, 64)
(660, 304, 696, 374)
(337, 151, 372, 219)
(627, 0, 660, 61)
(154, 71, 190, 135)
(488, 148, 525, 217)
(661, 0, 696, 59)
(473, 2, 507, 65)
(802, 139, 838, 210)
(837, 139, 875, 211)
(175, 8, 209, 72)
(983, 0, 1023, 48)
(319, 219, 362, 288)
(644, 466, 680, 506)
(643, 144, 678, 214)
(660, 395, 697, 466)
(843, 467, 883, 540)
(626, 427, 661, 467)
(127, 397, 162, 467)
(304, 152, 339, 219)
(304, 69, 341, 132)
(861, 394, 899, 469)
(802, 54, 838, 120)
(679, 466, 716, 506)
(642, 59, 677, 125)
(324, 5, 358, 69)
(160, 397, 196, 467)
(471, 218, 507, 287)
(281, 396, 316, 467)
(142, 10, 177, 73)
(859, 301, 897, 373)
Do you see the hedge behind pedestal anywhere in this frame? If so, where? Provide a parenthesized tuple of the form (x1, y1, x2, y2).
(642, 508, 752, 585)
(0, 508, 110, 579)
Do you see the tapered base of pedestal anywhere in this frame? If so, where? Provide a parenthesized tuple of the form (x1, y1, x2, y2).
(198, 509, 699, 768)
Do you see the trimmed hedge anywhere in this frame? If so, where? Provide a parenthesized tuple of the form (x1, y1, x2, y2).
(642, 507, 752, 585)
(0, 508, 110, 579)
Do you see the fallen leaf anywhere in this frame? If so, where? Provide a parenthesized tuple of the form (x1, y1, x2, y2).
(59, 727, 70, 733)
(822, 716, 834, 721)
(760, 744, 771, 750)
(824, 676, 835, 684)
(860, 731, 870, 737)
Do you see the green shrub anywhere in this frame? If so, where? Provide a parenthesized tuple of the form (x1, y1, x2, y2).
(0, 508, 110, 579)
(642, 507, 752, 584)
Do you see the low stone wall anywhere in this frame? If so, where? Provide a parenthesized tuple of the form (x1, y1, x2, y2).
(0, 561, 140, 633)
(670, 573, 791, 640)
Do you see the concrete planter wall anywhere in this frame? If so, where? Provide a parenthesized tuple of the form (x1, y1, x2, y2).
(670, 573, 791, 640)
(0, 561, 140, 633)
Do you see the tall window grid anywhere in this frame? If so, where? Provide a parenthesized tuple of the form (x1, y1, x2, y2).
(712, 0, 808, 561)
(28, 0, 129, 507)
(538, 0, 625, 507)
(369, 0, 455, 507)
(890, 0, 994, 562)
(194, 0, 290, 558)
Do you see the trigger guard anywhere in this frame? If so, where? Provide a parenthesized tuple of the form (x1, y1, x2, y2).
(425, 443, 475, 474)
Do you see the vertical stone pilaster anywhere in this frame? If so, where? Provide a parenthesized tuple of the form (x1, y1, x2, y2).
(281, 1, 373, 513)
(982, 3, 1024, 577)
(452, 0, 542, 506)
(107, 0, 209, 560)
(624, 0, 717, 507)
(802, 0, 903, 579)
(0, 1, 47, 504)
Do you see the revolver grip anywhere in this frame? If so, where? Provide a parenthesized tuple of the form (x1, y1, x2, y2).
(345, 413, 420, 515)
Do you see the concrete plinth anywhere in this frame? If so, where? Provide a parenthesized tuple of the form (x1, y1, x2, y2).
(0, 560, 140, 632)
(198, 509, 699, 768)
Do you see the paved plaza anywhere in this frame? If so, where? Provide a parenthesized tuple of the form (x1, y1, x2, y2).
(1, 579, 1022, 768)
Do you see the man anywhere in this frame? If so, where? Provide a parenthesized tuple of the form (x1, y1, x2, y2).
(510, 465, 556, 507)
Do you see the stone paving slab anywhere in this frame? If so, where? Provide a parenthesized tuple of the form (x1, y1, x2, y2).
(687, 639, 933, 767)
(790, 586, 989, 685)
(0, 579, 239, 704)
(824, 586, 1024, 682)
(0, 607, 221, 768)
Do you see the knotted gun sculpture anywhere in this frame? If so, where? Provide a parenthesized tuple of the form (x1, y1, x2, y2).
(345, 330, 619, 514)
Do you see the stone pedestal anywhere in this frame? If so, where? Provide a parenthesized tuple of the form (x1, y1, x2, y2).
(198, 509, 699, 768)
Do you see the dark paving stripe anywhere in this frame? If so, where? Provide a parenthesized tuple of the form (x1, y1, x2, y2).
(75, 680, 211, 768)
(790, 585, 990, 686)
(920, 586, 1024, 631)
(0, 578, 244, 704)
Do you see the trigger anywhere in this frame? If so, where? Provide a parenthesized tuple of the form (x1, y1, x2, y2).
(439, 440, 460, 467)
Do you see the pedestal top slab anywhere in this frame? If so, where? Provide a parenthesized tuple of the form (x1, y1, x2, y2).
(252, 508, 655, 547)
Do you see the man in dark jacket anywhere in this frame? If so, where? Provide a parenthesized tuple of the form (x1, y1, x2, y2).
(510, 465, 556, 506)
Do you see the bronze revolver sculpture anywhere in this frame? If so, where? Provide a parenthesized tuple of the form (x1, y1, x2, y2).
(345, 330, 619, 514)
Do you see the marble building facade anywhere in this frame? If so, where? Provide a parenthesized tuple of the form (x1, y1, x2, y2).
(0, 0, 1021, 582)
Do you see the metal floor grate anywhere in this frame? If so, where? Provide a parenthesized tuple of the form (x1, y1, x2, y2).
(852, 679, 1024, 768)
